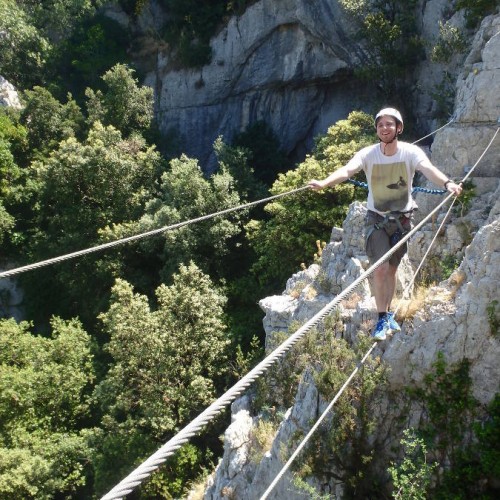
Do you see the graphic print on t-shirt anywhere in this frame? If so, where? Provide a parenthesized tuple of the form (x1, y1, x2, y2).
(371, 162, 409, 212)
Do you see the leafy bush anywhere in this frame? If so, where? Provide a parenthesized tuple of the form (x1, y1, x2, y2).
(20, 86, 84, 159)
(86, 64, 154, 137)
(0, 317, 95, 499)
(409, 352, 500, 498)
(0, 0, 51, 88)
(389, 429, 437, 500)
(246, 111, 373, 288)
(431, 21, 467, 63)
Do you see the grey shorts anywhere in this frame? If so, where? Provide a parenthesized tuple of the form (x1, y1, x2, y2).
(365, 210, 412, 266)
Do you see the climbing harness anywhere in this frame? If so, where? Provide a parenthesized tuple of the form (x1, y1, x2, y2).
(365, 210, 412, 246)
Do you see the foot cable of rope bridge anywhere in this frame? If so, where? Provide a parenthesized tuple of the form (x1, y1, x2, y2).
(100, 188, 458, 500)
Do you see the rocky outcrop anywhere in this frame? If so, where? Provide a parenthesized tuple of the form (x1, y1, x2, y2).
(149, 0, 363, 170)
(204, 12, 500, 499)
(0, 75, 22, 109)
(124, 0, 476, 172)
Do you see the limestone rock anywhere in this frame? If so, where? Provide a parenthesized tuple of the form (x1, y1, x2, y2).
(0, 76, 22, 109)
(203, 10, 500, 500)
(150, 0, 365, 169)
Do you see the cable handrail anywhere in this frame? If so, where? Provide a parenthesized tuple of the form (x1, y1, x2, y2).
(0, 186, 309, 280)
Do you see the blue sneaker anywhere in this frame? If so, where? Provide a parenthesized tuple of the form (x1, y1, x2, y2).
(387, 312, 401, 333)
(372, 317, 391, 341)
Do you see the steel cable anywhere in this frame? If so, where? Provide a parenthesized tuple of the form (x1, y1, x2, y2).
(0, 186, 309, 280)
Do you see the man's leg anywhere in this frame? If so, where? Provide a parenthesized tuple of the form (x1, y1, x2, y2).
(373, 261, 398, 313)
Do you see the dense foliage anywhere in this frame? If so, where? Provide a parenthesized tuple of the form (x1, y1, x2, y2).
(0, 0, 497, 498)
(246, 111, 373, 287)
(0, 317, 95, 499)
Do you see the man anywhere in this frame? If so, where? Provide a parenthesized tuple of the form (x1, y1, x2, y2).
(309, 108, 462, 341)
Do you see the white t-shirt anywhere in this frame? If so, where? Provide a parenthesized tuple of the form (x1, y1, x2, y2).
(345, 141, 429, 215)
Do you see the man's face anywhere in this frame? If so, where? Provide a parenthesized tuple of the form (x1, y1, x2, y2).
(376, 116, 400, 143)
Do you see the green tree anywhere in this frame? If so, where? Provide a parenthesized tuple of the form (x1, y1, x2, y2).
(0, 108, 29, 165)
(0, 201, 15, 245)
(20, 86, 84, 159)
(214, 136, 268, 201)
(86, 63, 153, 137)
(21, 122, 161, 327)
(51, 12, 131, 102)
(0, 0, 51, 88)
(0, 111, 31, 250)
(93, 263, 230, 495)
(246, 111, 373, 288)
(100, 153, 244, 286)
(16, 0, 105, 42)
(0, 317, 95, 499)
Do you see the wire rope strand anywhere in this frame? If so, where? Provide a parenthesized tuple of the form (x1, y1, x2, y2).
(0, 186, 309, 280)
(411, 117, 454, 144)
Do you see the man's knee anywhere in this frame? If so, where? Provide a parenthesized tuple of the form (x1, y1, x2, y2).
(374, 261, 397, 279)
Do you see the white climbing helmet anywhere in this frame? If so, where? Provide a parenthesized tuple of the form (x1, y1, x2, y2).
(375, 107, 404, 133)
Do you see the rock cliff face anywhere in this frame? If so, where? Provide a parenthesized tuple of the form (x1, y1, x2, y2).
(202, 13, 500, 500)
(149, 0, 361, 169)
(134, 0, 466, 171)
(0, 75, 22, 109)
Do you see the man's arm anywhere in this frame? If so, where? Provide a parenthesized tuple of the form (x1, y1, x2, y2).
(418, 159, 463, 196)
(308, 164, 359, 190)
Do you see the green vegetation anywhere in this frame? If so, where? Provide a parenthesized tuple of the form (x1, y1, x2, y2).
(246, 111, 373, 288)
(389, 429, 437, 500)
(92, 264, 229, 495)
(486, 300, 500, 336)
(409, 353, 500, 498)
(0, 1, 496, 498)
(431, 21, 467, 63)
(338, 0, 424, 105)
(0, 317, 95, 499)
